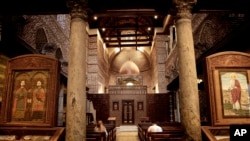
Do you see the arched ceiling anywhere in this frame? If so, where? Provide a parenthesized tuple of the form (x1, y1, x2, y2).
(86, 1, 172, 73)
(119, 60, 140, 75)
(85, 0, 250, 74)
(110, 47, 151, 73)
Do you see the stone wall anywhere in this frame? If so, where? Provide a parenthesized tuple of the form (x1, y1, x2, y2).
(19, 15, 70, 74)
(87, 36, 99, 93)
(151, 34, 169, 93)
(87, 34, 110, 93)
(97, 37, 109, 91)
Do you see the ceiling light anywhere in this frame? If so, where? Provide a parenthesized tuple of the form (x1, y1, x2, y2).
(197, 79, 203, 84)
(93, 16, 98, 20)
(147, 27, 151, 31)
(126, 82, 134, 86)
(154, 15, 158, 19)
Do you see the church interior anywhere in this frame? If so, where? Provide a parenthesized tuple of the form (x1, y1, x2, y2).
(0, 0, 250, 141)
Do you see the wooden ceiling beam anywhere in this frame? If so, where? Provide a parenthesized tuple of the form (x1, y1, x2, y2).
(104, 38, 151, 43)
(90, 10, 165, 17)
(106, 43, 152, 48)
(99, 26, 156, 29)
(102, 33, 153, 38)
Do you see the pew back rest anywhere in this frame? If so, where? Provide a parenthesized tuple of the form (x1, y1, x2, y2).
(147, 132, 185, 141)
(137, 122, 185, 141)
(87, 124, 116, 141)
(86, 132, 106, 141)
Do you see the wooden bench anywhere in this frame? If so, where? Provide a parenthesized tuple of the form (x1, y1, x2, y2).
(104, 124, 116, 141)
(138, 123, 153, 141)
(86, 132, 106, 141)
(138, 122, 185, 141)
(148, 132, 185, 141)
(86, 123, 116, 141)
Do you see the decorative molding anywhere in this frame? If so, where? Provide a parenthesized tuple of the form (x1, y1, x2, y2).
(67, 0, 88, 20)
(174, 0, 196, 20)
(193, 13, 243, 60)
(209, 54, 250, 67)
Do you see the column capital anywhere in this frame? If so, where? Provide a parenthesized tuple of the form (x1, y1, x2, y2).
(173, 0, 196, 19)
(67, 0, 88, 21)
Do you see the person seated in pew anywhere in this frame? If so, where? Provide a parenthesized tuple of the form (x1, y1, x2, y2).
(147, 123, 163, 141)
(147, 123, 163, 132)
(94, 120, 108, 136)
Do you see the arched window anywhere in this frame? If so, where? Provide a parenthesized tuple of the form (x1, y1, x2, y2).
(35, 28, 48, 53)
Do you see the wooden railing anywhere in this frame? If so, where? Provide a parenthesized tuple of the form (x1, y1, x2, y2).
(108, 85, 147, 94)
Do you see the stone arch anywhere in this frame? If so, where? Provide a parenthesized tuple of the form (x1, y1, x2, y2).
(55, 48, 64, 61)
(35, 28, 48, 53)
(40, 43, 57, 57)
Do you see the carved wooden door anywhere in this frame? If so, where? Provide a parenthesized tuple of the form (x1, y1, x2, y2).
(122, 100, 134, 124)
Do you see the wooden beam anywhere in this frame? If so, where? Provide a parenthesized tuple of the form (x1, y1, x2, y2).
(106, 43, 151, 48)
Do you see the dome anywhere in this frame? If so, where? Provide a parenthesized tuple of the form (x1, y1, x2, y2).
(119, 60, 140, 74)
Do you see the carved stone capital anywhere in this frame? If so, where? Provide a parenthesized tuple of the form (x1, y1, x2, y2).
(67, 0, 88, 21)
(174, 0, 196, 20)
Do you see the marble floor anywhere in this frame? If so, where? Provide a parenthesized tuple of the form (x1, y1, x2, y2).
(116, 131, 139, 141)
(116, 125, 140, 141)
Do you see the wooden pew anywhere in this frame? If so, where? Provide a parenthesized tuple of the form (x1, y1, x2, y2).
(148, 132, 185, 141)
(86, 123, 116, 141)
(104, 124, 116, 141)
(138, 123, 153, 141)
(86, 132, 106, 141)
(137, 122, 185, 141)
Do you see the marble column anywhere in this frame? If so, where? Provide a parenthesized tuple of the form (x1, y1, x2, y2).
(174, 0, 202, 141)
(66, 1, 88, 140)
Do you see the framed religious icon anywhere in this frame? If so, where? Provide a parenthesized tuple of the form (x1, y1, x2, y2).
(137, 102, 143, 110)
(113, 101, 119, 110)
(205, 51, 250, 126)
(0, 54, 60, 127)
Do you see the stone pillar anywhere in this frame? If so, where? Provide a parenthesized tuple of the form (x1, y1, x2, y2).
(66, 1, 88, 140)
(174, 0, 202, 141)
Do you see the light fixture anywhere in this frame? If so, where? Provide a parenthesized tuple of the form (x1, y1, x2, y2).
(197, 79, 203, 84)
(126, 82, 134, 86)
